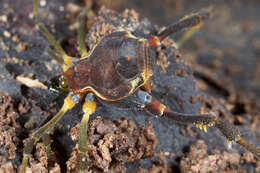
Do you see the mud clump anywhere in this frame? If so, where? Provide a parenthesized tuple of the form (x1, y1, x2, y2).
(0, 92, 20, 172)
(179, 140, 258, 173)
(0, 92, 60, 172)
(67, 116, 157, 172)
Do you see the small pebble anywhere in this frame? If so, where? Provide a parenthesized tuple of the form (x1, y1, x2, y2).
(3, 30, 11, 38)
(0, 15, 8, 23)
(40, 0, 46, 7)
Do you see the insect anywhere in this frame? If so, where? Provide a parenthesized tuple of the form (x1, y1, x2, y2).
(21, 1, 260, 172)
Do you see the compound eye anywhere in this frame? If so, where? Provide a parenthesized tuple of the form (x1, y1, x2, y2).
(116, 56, 139, 79)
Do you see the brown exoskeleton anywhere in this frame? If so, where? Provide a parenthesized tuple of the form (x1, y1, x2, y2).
(21, 1, 260, 172)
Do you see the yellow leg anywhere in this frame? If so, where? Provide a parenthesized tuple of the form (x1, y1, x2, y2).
(78, 93, 96, 172)
(33, 0, 39, 18)
(42, 133, 55, 168)
(33, 0, 72, 71)
(77, 7, 95, 59)
(21, 94, 78, 173)
(46, 46, 64, 65)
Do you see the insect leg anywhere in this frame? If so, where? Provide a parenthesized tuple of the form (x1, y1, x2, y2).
(77, 7, 95, 59)
(46, 46, 64, 65)
(137, 90, 260, 160)
(176, 7, 213, 47)
(78, 93, 96, 172)
(137, 90, 215, 130)
(215, 119, 260, 159)
(177, 19, 204, 47)
(157, 7, 212, 42)
(33, 0, 72, 71)
(21, 94, 78, 173)
(32, 0, 39, 18)
(237, 138, 260, 160)
(42, 133, 55, 168)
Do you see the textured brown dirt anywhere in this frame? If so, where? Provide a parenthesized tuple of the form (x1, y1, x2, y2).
(180, 140, 260, 173)
(67, 116, 157, 172)
(0, 92, 20, 172)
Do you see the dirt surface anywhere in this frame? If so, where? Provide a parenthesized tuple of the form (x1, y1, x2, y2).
(180, 140, 259, 173)
(0, 92, 20, 172)
(67, 116, 157, 172)
(0, 0, 259, 173)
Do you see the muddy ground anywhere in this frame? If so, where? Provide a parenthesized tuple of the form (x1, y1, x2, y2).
(0, 0, 259, 172)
